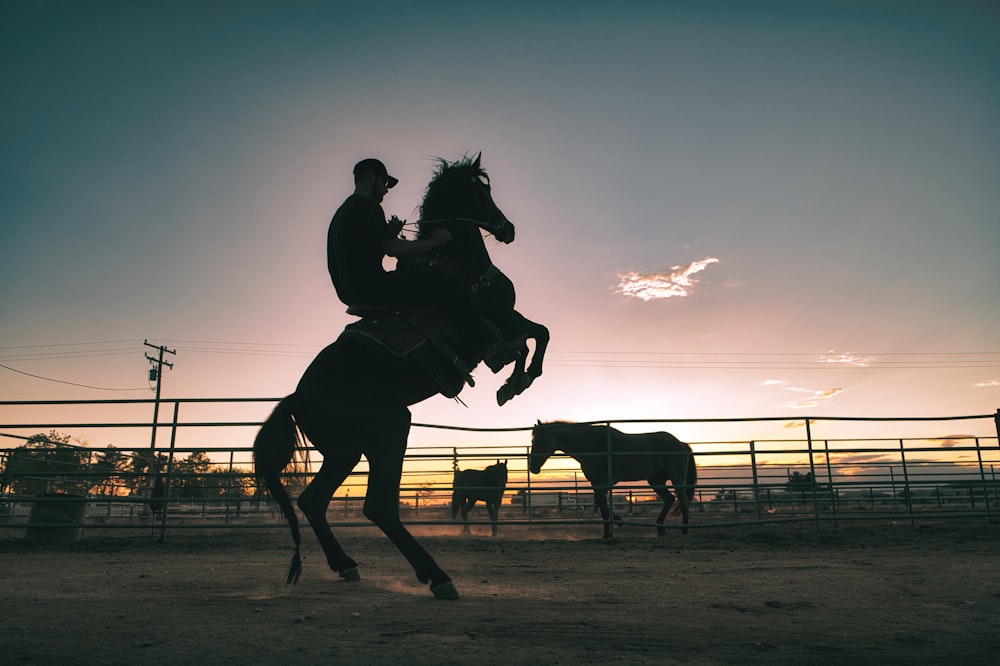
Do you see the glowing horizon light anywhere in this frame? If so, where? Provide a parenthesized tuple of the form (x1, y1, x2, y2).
(614, 257, 720, 300)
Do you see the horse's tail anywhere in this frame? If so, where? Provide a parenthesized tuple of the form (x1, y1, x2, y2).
(253, 395, 304, 584)
(684, 449, 698, 504)
(667, 444, 698, 518)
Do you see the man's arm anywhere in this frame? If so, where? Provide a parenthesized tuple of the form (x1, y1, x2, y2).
(383, 228, 451, 258)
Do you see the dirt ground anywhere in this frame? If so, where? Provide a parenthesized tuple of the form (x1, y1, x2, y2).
(2, 519, 999, 665)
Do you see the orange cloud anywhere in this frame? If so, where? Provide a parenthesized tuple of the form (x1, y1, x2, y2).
(783, 419, 817, 429)
(615, 257, 719, 300)
(926, 434, 977, 448)
(784, 386, 844, 409)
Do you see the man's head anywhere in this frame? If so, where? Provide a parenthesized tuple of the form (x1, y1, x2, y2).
(353, 158, 398, 203)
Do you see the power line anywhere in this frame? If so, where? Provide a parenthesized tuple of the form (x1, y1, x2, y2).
(0, 338, 141, 350)
(0, 362, 148, 391)
(3, 338, 998, 372)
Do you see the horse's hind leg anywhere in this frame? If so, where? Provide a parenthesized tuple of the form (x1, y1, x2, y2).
(592, 488, 613, 539)
(649, 474, 675, 537)
(460, 498, 473, 534)
(363, 408, 458, 599)
(487, 500, 499, 536)
(298, 451, 363, 578)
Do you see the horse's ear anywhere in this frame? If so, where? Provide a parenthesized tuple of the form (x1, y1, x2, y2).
(473, 152, 481, 170)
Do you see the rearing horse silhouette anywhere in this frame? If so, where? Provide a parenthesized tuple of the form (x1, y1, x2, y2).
(254, 154, 547, 599)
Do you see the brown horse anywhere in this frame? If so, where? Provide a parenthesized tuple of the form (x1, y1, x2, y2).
(253, 155, 546, 599)
(452, 460, 507, 536)
(529, 421, 697, 538)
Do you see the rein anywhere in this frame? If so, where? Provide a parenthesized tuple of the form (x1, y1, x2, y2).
(419, 216, 508, 235)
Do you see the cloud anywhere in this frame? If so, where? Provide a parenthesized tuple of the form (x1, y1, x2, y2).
(614, 257, 719, 301)
(763, 379, 844, 408)
(926, 434, 977, 448)
(783, 419, 817, 429)
(783, 386, 844, 409)
(974, 379, 999, 388)
(819, 351, 875, 367)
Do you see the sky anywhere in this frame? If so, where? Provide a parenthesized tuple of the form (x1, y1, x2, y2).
(2, 0, 999, 455)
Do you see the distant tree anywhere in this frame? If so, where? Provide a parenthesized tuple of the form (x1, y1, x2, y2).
(785, 470, 829, 500)
(2, 431, 90, 495)
(164, 452, 254, 500)
(171, 451, 215, 498)
(785, 471, 817, 493)
(91, 445, 132, 496)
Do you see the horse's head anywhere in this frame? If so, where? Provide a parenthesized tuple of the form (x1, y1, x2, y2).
(488, 459, 508, 486)
(418, 153, 515, 248)
(528, 421, 555, 474)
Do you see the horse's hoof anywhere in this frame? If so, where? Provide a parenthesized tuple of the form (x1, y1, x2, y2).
(339, 566, 361, 582)
(496, 385, 513, 406)
(430, 580, 460, 600)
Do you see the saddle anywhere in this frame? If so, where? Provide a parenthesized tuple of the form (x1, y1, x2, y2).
(342, 304, 522, 398)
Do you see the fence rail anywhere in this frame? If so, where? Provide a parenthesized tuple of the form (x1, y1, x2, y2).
(2, 398, 998, 540)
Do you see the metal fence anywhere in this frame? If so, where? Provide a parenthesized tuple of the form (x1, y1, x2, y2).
(1, 398, 998, 540)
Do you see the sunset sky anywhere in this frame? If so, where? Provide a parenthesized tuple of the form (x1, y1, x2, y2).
(2, 1, 998, 455)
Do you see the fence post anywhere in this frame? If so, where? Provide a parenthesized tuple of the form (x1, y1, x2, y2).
(899, 439, 914, 524)
(823, 438, 839, 526)
(156, 400, 180, 543)
(605, 423, 614, 538)
(805, 419, 820, 530)
(524, 446, 532, 525)
(749, 440, 761, 525)
(974, 436, 993, 521)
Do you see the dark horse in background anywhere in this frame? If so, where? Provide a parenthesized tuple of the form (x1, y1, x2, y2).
(452, 460, 507, 536)
(529, 421, 697, 539)
(254, 155, 547, 599)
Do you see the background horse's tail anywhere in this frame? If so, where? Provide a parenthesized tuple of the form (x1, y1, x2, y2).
(685, 449, 698, 503)
(253, 394, 304, 584)
(668, 445, 698, 518)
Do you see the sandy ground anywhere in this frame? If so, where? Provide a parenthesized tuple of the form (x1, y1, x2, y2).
(1, 520, 999, 665)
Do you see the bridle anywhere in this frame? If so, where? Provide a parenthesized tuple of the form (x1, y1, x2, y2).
(419, 216, 510, 236)
(418, 169, 512, 238)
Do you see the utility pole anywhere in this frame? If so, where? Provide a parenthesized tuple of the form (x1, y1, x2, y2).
(144, 340, 175, 452)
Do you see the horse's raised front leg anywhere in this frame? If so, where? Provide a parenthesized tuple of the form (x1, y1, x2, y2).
(362, 408, 459, 599)
(297, 452, 363, 579)
(496, 315, 549, 406)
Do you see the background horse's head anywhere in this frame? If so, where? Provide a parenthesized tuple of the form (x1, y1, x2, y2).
(486, 459, 508, 487)
(417, 154, 514, 270)
(529, 421, 559, 474)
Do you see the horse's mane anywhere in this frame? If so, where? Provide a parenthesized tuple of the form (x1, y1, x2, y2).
(419, 154, 490, 218)
(536, 420, 577, 428)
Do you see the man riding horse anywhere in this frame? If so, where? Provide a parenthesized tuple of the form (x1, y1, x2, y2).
(328, 157, 484, 351)
(255, 154, 546, 598)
